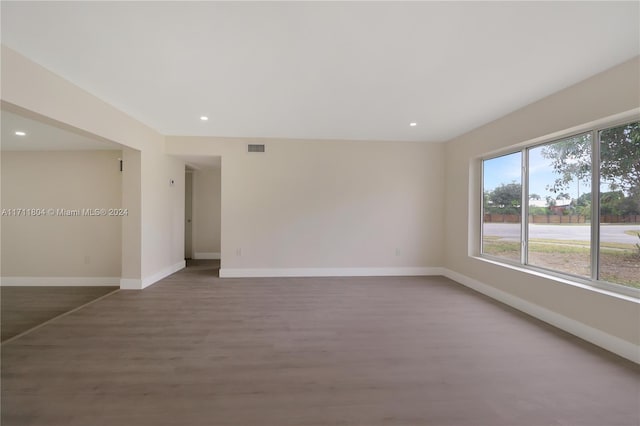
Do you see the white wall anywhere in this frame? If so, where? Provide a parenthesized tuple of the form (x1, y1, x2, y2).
(1, 46, 185, 289)
(1, 150, 122, 283)
(443, 57, 640, 357)
(192, 167, 221, 258)
(167, 138, 445, 275)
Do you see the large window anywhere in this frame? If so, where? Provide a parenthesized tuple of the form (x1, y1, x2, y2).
(481, 120, 640, 295)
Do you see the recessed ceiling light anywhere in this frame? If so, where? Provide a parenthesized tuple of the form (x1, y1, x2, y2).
(409, 122, 417, 127)
(200, 116, 209, 121)
(15, 131, 26, 136)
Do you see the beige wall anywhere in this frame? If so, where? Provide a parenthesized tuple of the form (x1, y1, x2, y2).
(192, 167, 221, 257)
(167, 138, 445, 271)
(1, 151, 122, 278)
(121, 147, 141, 280)
(1, 46, 185, 288)
(140, 147, 185, 280)
(444, 56, 640, 346)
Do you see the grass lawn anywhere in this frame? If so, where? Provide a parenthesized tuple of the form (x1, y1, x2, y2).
(482, 238, 640, 289)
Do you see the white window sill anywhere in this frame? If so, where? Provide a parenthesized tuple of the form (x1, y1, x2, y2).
(473, 254, 640, 303)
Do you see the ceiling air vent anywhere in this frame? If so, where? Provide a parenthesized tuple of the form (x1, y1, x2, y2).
(248, 144, 265, 153)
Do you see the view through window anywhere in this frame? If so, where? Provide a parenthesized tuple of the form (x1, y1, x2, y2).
(482, 153, 522, 262)
(481, 121, 639, 292)
(598, 122, 640, 287)
(528, 134, 592, 278)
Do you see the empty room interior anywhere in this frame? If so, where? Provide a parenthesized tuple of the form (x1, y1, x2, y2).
(1, 2, 639, 426)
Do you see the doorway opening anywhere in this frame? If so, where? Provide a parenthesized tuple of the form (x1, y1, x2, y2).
(184, 168, 194, 260)
(183, 157, 221, 273)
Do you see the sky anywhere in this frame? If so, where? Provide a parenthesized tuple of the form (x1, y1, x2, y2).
(483, 149, 592, 203)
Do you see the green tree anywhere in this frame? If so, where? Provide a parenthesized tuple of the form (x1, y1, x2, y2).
(600, 191, 624, 215)
(576, 192, 591, 206)
(600, 122, 640, 193)
(541, 134, 592, 194)
(541, 122, 639, 194)
(618, 195, 640, 215)
(485, 182, 522, 215)
(575, 192, 591, 219)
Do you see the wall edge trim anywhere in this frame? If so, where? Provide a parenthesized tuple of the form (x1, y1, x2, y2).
(139, 260, 186, 289)
(1, 276, 120, 287)
(219, 267, 445, 278)
(193, 252, 221, 260)
(119, 278, 142, 290)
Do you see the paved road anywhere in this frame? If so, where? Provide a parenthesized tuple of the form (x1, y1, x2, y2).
(484, 223, 640, 244)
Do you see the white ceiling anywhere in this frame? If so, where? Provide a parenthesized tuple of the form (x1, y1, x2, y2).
(1, 109, 123, 151)
(1, 108, 220, 169)
(1, 1, 639, 142)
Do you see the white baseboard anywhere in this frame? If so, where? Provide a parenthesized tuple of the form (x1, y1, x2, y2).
(119, 278, 142, 290)
(141, 260, 185, 288)
(120, 260, 186, 290)
(441, 268, 640, 364)
(193, 252, 220, 260)
(0, 276, 120, 286)
(219, 267, 444, 278)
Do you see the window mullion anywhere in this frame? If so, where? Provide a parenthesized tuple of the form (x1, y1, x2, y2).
(591, 130, 600, 282)
(521, 148, 529, 265)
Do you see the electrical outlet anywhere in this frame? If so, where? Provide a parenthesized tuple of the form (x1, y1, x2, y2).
(395, 248, 401, 256)
(236, 248, 242, 256)
(84, 255, 91, 265)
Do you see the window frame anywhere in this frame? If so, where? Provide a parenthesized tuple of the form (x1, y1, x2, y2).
(480, 118, 640, 299)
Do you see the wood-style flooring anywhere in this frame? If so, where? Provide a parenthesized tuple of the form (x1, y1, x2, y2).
(1, 286, 118, 341)
(2, 262, 639, 426)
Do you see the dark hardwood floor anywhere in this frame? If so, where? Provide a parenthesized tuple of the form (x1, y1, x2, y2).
(2, 262, 638, 426)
